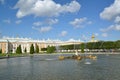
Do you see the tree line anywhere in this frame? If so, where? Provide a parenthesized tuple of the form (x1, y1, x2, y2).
(15, 44, 39, 54)
(58, 40, 120, 52)
(0, 40, 120, 54)
(40, 40, 120, 53)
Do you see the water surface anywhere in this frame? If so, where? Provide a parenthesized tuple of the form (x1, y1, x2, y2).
(0, 54, 120, 80)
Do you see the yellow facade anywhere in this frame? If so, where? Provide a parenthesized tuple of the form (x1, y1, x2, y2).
(0, 38, 82, 53)
(0, 42, 7, 53)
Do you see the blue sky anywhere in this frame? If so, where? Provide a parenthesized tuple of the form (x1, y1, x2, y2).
(0, 0, 120, 41)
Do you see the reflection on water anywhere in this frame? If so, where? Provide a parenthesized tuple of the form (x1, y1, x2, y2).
(84, 59, 91, 64)
(0, 54, 120, 80)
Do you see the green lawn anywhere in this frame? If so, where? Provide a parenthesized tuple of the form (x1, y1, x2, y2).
(0, 53, 29, 57)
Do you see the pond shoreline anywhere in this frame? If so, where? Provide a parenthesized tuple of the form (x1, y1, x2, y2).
(0, 52, 120, 59)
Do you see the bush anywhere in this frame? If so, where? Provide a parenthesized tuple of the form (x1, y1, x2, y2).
(36, 44, 39, 53)
(41, 48, 47, 51)
(30, 44, 34, 54)
(81, 43, 85, 53)
(24, 48, 27, 53)
(0, 49, 2, 54)
(47, 46, 56, 53)
(16, 45, 22, 54)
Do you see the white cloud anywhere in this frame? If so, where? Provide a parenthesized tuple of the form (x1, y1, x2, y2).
(32, 26, 52, 33)
(100, 0, 120, 37)
(94, 33, 99, 36)
(0, 0, 4, 4)
(68, 38, 76, 42)
(100, 0, 120, 20)
(32, 18, 58, 33)
(100, 24, 120, 32)
(59, 31, 67, 37)
(14, 0, 81, 18)
(102, 33, 108, 37)
(100, 26, 113, 32)
(33, 21, 42, 26)
(15, 20, 22, 24)
(70, 17, 87, 28)
(45, 18, 58, 25)
(114, 16, 120, 23)
(70, 17, 92, 28)
(115, 24, 120, 30)
(40, 26, 52, 32)
(3, 19, 11, 24)
(33, 18, 58, 26)
(87, 21, 92, 24)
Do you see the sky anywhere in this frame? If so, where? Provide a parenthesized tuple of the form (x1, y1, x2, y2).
(0, 0, 120, 41)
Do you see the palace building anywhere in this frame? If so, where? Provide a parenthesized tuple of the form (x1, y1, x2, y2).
(0, 37, 82, 53)
(0, 34, 98, 53)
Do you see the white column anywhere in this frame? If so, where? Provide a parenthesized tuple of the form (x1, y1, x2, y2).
(6, 42, 8, 53)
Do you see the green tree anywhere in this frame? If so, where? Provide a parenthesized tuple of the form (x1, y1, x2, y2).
(19, 45, 22, 53)
(16, 45, 22, 54)
(116, 40, 120, 49)
(60, 44, 75, 50)
(16, 47, 18, 53)
(24, 48, 27, 53)
(35, 44, 39, 53)
(41, 48, 47, 51)
(86, 42, 93, 50)
(47, 46, 56, 53)
(30, 44, 34, 54)
(0, 49, 2, 54)
(81, 43, 85, 53)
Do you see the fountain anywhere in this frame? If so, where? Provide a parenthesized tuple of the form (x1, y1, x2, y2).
(58, 35, 98, 61)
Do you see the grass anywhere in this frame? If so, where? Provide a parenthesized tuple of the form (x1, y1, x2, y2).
(0, 53, 7, 57)
(0, 53, 30, 58)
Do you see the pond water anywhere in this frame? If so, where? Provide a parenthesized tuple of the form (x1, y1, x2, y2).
(0, 54, 120, 80)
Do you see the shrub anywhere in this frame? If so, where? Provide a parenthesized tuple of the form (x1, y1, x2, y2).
(30, 44, 34, 54)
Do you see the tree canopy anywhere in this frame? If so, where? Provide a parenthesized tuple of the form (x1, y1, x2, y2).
(30, 44, 34, 54)
(35, 44, 39, 53)
(0, 49, 2, 54)
(16, 45, 22, 54)
(47, 46, 56, 53)
(59, 40, 120, 52)
(24, 48, 27, 53)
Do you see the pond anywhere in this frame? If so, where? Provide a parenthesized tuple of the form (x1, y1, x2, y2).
(0, 54, 120, 80)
